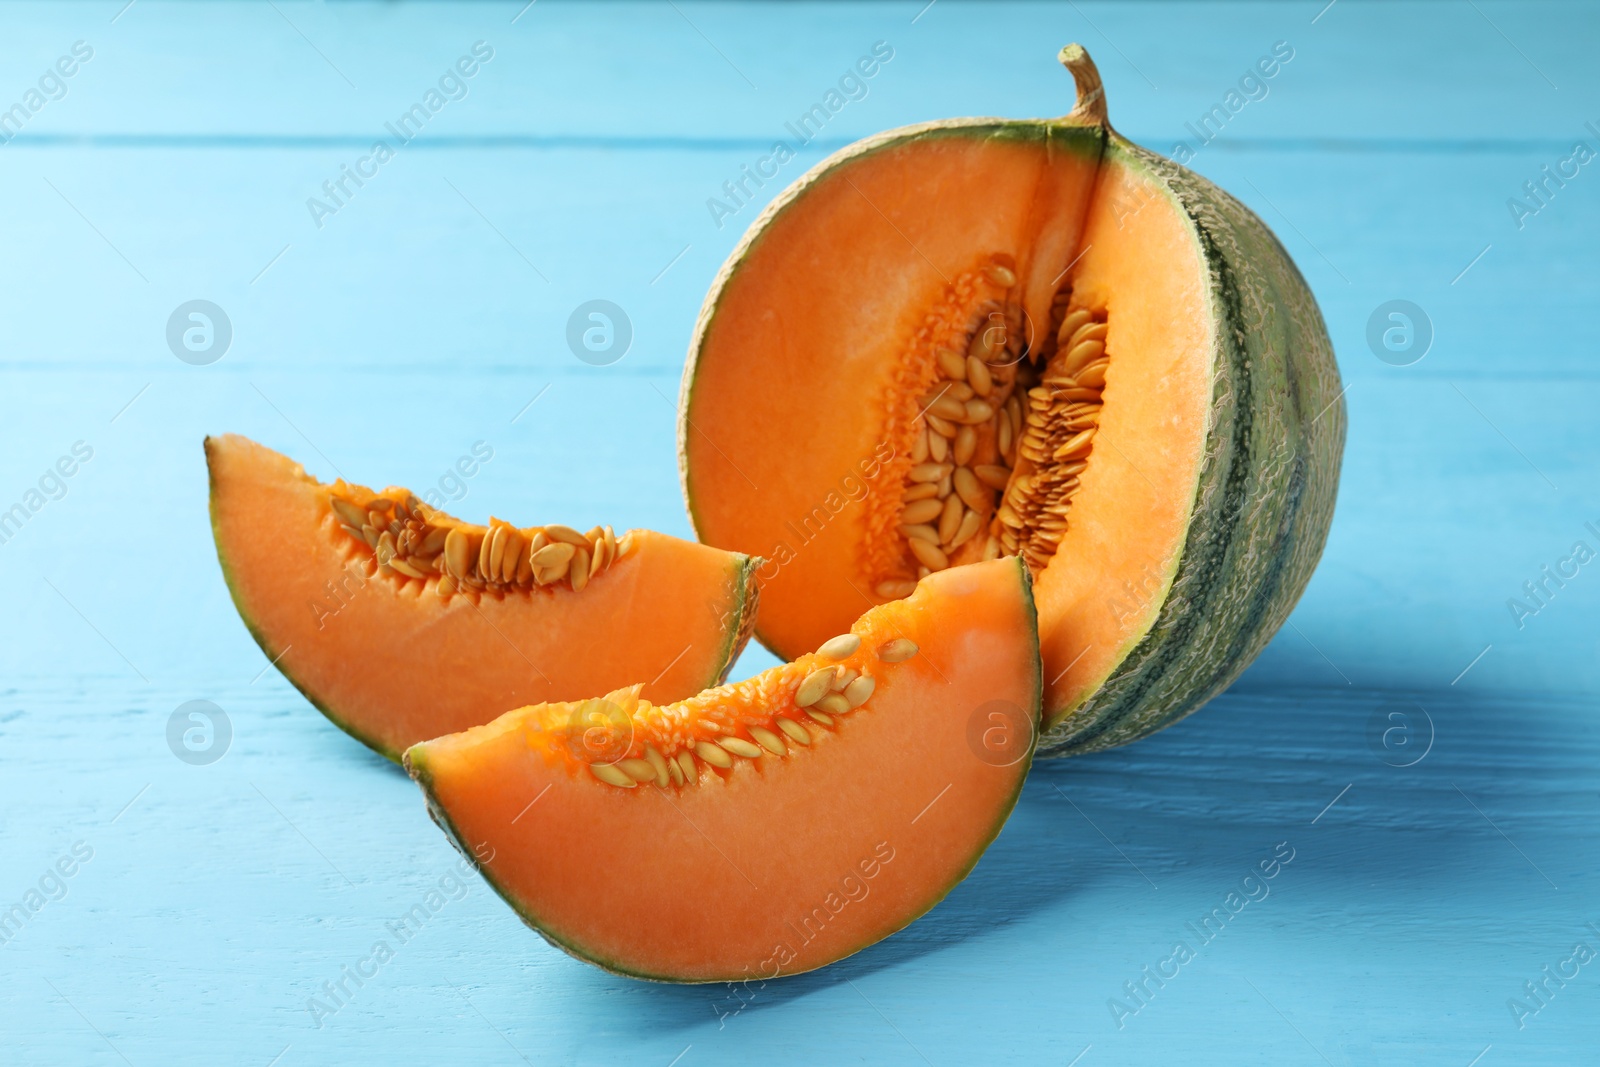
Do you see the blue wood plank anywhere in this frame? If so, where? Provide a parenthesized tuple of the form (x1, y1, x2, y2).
(1, 3, 1598, 1064)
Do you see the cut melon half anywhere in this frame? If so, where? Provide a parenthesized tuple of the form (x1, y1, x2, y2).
(680, 46, 1343, 754)
(206, 434, 760, 760)
(404, 558, 1040, 982)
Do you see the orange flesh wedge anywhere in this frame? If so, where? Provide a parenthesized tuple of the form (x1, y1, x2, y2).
(206, 434, 760, 760)
(404, 558, 1041, 982)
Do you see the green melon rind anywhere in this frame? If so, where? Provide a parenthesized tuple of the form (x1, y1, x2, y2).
(204, 438, 762, 764)
(678, 121, 1105, 657)
(404, 555, 1042, 983)
(1037, 137, 1345, 755)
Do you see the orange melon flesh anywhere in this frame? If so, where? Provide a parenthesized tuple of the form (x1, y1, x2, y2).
(1030, 154, 1214, 717)
(682, 128, 1211, 727)
(405, 558, 1040, 982)
(207, 434, 760, 760)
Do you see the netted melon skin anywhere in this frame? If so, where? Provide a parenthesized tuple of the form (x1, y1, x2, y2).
(1039, 139, 1345, 756)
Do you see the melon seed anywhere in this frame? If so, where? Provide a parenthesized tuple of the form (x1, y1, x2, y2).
(972, 463, 1011, 489)
(963, 399, 996, 424)
(875, 579, 917, 599)
(545, 524, 589, 547)
(927, 394, 967, 422)
(1062, 339, 1105, 375)
(676, 750, 698, 783)
(794, 667, 835, 708)
(1075, 361, 1108, 389)
(937, 494, 963, 543)
(926, 414, 958, 438)
(904, 482, 939, 503)
(954, 467, 988, 512)
(908, 538, 949, 571)
(530, 542, 576, 569)
(444, 531, 467, 579)
(900, 523, 939, 544)
(1057, 308, 1094, 344)
(950, 509, 982, 550)
(591, 762, 635, 788)
(389, 556, 428, 580)
(331, 498, 368, 527)
(644, 745, 670, 786)
(694, 740, 734, 768)
(749, 725, 787, 755)
(936, 349, 967, 379)
(953, 425, 977, 466)
(983, 262, 1017, 287)
(844, 675, 876, 707)
(876, 638, 919, 662)
(806, 708, 834, 726)
(719, 737, 763, 759)
(815, 693, 850, 716)
(902, 498, 943, 525)
(816, 633, 861, 660)
(619, 758, 657, 782)
(777, 717, 811, 745)
(966, 356, 993, 397)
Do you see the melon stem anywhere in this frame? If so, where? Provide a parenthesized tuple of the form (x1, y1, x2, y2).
(1058, 43, 1109, 128)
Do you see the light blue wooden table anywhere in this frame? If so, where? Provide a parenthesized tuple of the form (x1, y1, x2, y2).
(2, 2, 1597, 1063)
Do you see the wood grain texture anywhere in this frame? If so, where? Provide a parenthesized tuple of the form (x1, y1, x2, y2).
(1, 2, 1597, 1063)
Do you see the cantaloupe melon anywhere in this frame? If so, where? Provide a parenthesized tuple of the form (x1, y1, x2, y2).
(405, 558, 1039, 982)
(679, 46, 1343, 754)
(207, 434, 760, 760)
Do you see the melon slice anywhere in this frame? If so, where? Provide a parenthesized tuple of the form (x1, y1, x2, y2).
(679, 46, 1344, 755)
(404, 558, 1040, 982)
(207, 434, 760, 760)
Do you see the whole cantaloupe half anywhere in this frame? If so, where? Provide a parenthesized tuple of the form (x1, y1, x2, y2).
(679, 45, 1344, 755)
(207, 434, 760, 760)
(405, 557, 1040, 982)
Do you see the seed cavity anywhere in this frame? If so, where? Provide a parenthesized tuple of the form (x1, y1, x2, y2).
(327, 488, 625, 602)
(986, 302, 1110, 571)
(868, 253, 1110, 591)
(570, 635, 913, 789)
